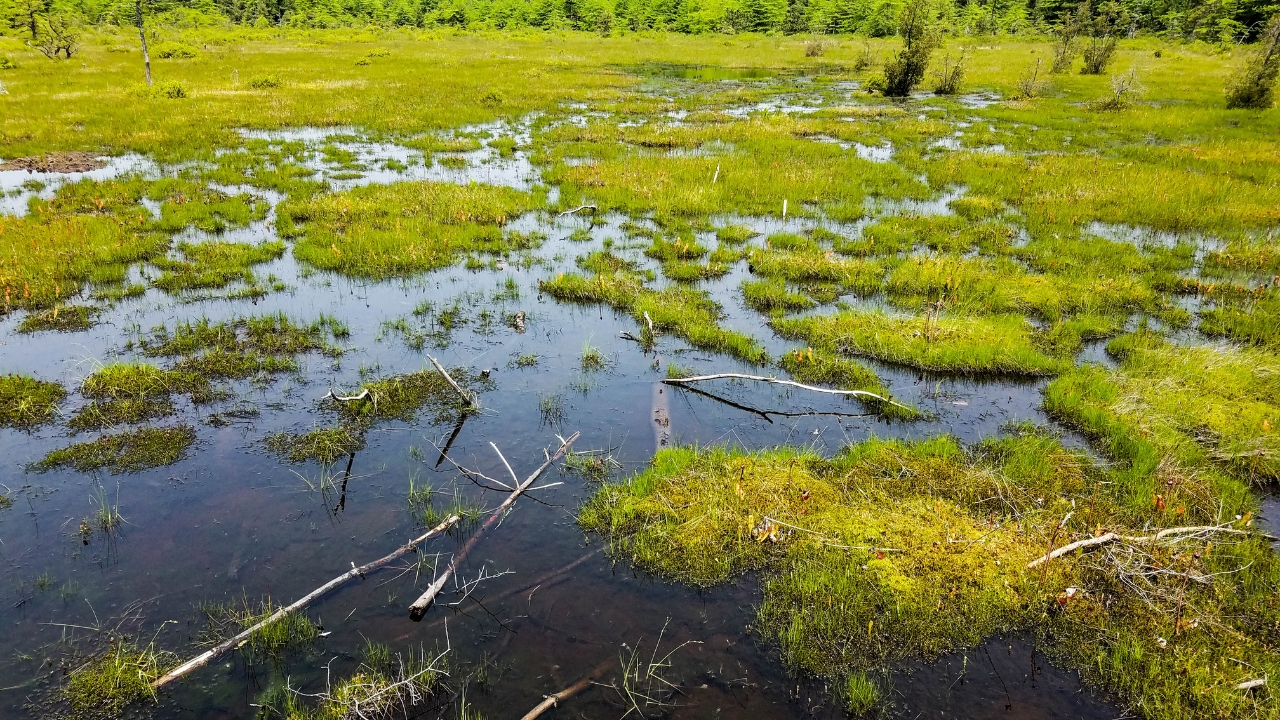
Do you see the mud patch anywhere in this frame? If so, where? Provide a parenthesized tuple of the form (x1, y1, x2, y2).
(0, 151, 106, 173)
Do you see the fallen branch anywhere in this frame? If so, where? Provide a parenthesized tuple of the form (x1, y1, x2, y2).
(426, 355, 476, 407)
(559, 204, 597, 216)
(409, 432, 580, 621)
(1236, 678, 1267, 690)
(662, 373, 912, 413)
(1026, 525, 1273, 569)
(323, 388, 369, 402)
(672, 383, 872, 424)
(152, 515, 460, 690)
(520, 659, 614, 720)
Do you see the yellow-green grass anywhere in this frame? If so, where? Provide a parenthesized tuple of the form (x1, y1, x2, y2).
(582, 431, 1280, 719)
(265, 424, 366, 464)
(31, 425, 197, 474)
(747, 247, 884, 294)
(331, 369, 487, 424)
(773, 308, 1071, 375)
(150, 240, 284, 293)
(539, 270, 769, 364)
(282, 180, 544, 278)
(80, 362, 215, 404)
(68, 398, 177, 434)
(138, 312, 347, 358)
(741, 278, 816, 312)
(63, 641, 175, 719)
(17, 304, 98, 333)
(0, 374, 67, 429)
(1046, 330, 1280, 488)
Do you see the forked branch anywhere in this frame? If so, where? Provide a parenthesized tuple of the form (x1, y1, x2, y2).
(1026, 525, 1273, 569)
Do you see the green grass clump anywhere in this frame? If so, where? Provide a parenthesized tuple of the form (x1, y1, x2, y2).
(1047, 330, 1280, 487)
(81, 362, 215, 404)
(541, 271, 769, 365)
(582, 430, 1280, 719)
(332, 370, 485, 425)
(140, 313, 346, 359)
(773, 309, 1070, 376)
(68, 399, 177, 434)
(32, 425, 196, 474)
(843, 672, 880, 716)
(741, 279, 816, 313)
(284, 180, 543, 278)
(64, 641, 175, 718)
(266, 424, 366, 465)
(150, 240, 284, 294)
(18, 305, 98, 333)
(0, 374, 66, 429)
(201, 598, 319, 665)
(172, 350, 299, 380)
(748, 248, 883, 295)
(716, 225, 758, 245)
(252, 643, 443, 720)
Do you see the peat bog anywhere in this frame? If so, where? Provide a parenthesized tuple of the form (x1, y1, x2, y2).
(1, 20, 1278, 720)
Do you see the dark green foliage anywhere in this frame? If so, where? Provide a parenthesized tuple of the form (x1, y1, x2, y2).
(1226, 14, 1280, 109)
(32, 425, 197, 473)
(879, 0, 940, 97)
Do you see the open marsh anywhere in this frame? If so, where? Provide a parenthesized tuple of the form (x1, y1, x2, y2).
(0, 25, 1277, 720)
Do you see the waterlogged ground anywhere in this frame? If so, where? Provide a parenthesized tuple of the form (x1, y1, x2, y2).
(1, 33, 1277, 720)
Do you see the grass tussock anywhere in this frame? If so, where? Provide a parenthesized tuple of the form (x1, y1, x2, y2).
(334, 369, 488, 424)
(540, 271, 769, 365)
(773, 308, 1070, 376)
(64, 641, 176, 719)
(140, 312, 347, 359)
(200, 597, 319, 665)
(266, 424, 366, 465)
(32, 425, 196, 474)
(151, 240, 284, 294)
(284, 180, 543, 279)
(583, 429, 1280, 719)
(253, 641, 444, 720)
(18, 304, 98, 333)
(0, 374, 66, 429)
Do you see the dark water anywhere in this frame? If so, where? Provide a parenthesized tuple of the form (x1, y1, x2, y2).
(0, 129, 1131, 719)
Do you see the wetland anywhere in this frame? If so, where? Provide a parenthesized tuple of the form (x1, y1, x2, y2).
(0, 16, 1278, 720)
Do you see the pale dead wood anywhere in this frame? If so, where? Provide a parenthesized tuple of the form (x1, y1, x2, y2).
(559, 204, 597, 216)
(1236, 678, 1267, 690)
(1026, 525, 1273, 569)
(152, 515, 460, 690)
(662, 373, 912, 413)
(408, 432, 580, 621)
(520, 659, 614, 720)
(324, 388, 370, 402)
(426, 355, 476, 406)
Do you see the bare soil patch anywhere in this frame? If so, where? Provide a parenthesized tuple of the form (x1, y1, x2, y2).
(0, 151, 105, 173)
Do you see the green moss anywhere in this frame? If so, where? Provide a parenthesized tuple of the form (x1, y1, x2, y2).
(583, 430, 1280, 719)
(0, 374, 67, 429)
(64, 642, 175, 718)
(32, 425, 196, 474)
(17, 305, 98, 333)
(541, 271, 769, 364)
(266, 424, 366, 464)
(773, 309, 1070, 376)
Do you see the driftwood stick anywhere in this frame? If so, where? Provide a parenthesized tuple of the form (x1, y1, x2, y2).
(1236, 678, 1267, 690)
(559, 204, 597, 216)
(426, 355, 476, 406)
(409, 432, 581, 621)
(152, 515, 460, 690)
(662, 373, 912, 413)
(519, 659, 614, 720)
(324, 388, 369, 402)
(1026, 525, 1273, 569)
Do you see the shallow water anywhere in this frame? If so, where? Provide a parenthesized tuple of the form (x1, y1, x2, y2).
(1, 91, 1218, 719)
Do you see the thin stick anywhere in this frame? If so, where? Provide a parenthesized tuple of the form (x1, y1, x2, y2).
(662, 373, 912, 413)
(409, 432, 580, 621)
(520, 659, 614, 720)
(426, 355, 475, 406)
(323, 388, 369, 402)
(559, 204, 597, 216)
(152, 515, 460, 690)
(1026, 525, 1271, 569)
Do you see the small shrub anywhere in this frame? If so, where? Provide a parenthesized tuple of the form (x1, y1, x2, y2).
(1081, 35, 1118, 74)
(1015, 57, 1046, 99)
(248, 73, 281, 89)
(134, 80, 188, 99)
(880, 0, 940, 97)
(35, 14, 79, 59)
(0, 56, 16, 70)
(596, 9, 614, 36)
(479, 89, 504, 106)
(1091, 69, 1142, 110)
(152, 42, 197, 59)
(853, 40, 875, 71)
(1051, 2, 1088, 73)
(1225, 14, 1280, 109)
(932, 47, 966, 94)
(804, 37, 826, 57)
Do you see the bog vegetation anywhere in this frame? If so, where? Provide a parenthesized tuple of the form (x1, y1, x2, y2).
(1, 2, 1278, 719)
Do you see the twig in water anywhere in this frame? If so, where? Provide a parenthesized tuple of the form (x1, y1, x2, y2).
(661, 373, 912, 414)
